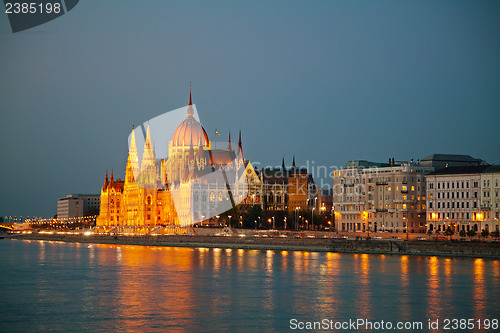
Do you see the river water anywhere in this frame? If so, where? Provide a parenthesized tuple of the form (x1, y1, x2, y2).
(1, 239, 499, 332)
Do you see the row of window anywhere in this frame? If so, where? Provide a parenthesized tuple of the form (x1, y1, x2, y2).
(430, 201, 478, 209)
(428, 181, 478, 189)
(431, 191, 477, 199)
(430, 212, 472, 220)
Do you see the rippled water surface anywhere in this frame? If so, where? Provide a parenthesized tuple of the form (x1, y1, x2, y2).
(1, 239, 499, 332)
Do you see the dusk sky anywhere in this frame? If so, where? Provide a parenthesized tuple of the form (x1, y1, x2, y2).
(1, 0, 499, 218)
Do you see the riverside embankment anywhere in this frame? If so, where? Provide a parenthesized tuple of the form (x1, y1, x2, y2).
(8, 232, 500, 259)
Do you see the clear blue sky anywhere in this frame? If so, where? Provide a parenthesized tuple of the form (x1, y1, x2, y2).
(1, 0, 499, 218)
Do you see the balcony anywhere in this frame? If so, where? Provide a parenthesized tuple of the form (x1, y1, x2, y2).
(394, 199, 416, 203)
(375, 208, 388, 212)
(480, 205, 491, 211)
(401, 190, 408, 193)
(376, 181, 388, 185)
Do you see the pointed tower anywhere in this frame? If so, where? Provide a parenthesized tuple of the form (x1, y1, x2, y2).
(237, 131, 243, 158)
(129, 125, 140, 179)
(227, 131, 232, 151)
(282, 157, 286, 171)
(110, 169, 114, 187)
(235, 130, 244, 172)
(140, 122, 157, 188)
(187, 82, 194, 117)
(103, 170, 109, 190)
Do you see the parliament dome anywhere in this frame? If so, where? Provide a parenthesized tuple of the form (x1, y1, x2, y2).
(170, 87, 210, 148)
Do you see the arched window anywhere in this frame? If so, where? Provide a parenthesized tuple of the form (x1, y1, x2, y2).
(210, 192, 215, 202)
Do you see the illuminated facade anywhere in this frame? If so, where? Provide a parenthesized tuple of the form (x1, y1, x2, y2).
(332, 160, 432, 233)
(426, 165, 500, 233)
(96, 89, 249, 231)
(248, 158, 318, 213)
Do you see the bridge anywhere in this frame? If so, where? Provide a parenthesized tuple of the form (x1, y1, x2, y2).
(0, 225, 13, 233)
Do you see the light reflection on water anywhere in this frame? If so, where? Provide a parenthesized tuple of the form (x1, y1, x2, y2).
(1, 239, 499, 332)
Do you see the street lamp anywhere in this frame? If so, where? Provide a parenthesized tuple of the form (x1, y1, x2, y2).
(312, 207, 315, 231)
(295, 207, 299, 230)
(404, 216, 408, 240)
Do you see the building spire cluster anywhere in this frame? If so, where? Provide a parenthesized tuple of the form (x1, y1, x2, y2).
(97, 84, 249, 230)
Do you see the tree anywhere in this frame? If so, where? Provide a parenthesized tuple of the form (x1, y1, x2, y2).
(459, 229, 466, 238)
(444, 226, 453, 239)
(481, 229, 490, 239)
(427, 229, 433, 236)
(466, 229, 477, 240)
(491, 230, 500, 239)
(243, 205, 262, 229)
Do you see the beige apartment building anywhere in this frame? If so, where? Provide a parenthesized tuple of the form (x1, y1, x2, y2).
(481, 166, 500, 224)
(425, 165, 500, 234)
(332, 160, 433, 234)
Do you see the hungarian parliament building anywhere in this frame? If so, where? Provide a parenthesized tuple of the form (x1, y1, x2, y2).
(96, 88, 320, 232)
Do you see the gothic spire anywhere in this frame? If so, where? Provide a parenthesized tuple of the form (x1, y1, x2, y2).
(227, 131, 232, 151)
(187, 83, 194, 116)
(237, 130, 243, 157)
(103, 170, 109, 189)
(129, 125, 140, 178)
(282, 157, 286, 171)
(110, 169, 114, 187)
(145, 122, 152, 148)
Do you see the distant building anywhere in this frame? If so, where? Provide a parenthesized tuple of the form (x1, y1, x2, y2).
(420, 154, 484, 171)
(426, 165, 500, 234)
(57, 194, 100, 219)
(332, 160, 433, 233)
(320, 188, 333, 214)
(239, 156, 320, 215)
(481, 165, 500, 222)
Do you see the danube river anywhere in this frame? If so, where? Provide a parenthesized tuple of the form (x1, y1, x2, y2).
(1, 239, 499, 332)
